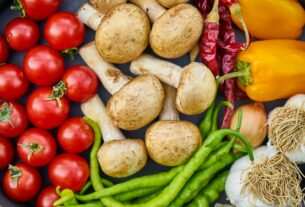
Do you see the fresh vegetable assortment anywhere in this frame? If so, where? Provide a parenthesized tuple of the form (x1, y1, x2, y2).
(0, 0, 305, 207)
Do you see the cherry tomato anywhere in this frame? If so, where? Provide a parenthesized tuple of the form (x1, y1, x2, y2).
(19, 0, 61, 20)
(0, 102, 28, 138)
(17, 128, 57, 167)
(48, 153, 89, 192)
(26, 87, 70, 129)
(4, 17, 40, 51)
(0, 137, 14, 170)
(23, 45, 65, 86)
(3, 163, 41, 202)
(62, 65, 98, 102)
(0, 36, 9, 63)
(0, 64, 29, 101)
(58, 117, 94, 153)
(44, 12, 84, 51)
(36, 186, 60, 207)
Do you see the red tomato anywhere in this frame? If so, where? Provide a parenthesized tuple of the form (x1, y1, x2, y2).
(17, 128, 57, 167)
(48, 153, 89, 192)
(0, 36, 9, 63)
(26, 87, 70, 129)
(0, 64, 29, 101)
(23, 45, 65, 86)
(63, 65, 98, 102)
(3, 163, 41, 202)
(57, 117, 94, 153)
(20, 0, 61, 20)
(0, 137, 14, 170)
(0, 102, 28, 138)
(4, 18, 40, 51)
(36, 186, 60, 207)
(44, 12, 85, 51)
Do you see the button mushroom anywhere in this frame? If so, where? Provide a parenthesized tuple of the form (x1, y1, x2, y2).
(146, 84, 202, 166)
(81, 95, 147, 178)
(157, 0, 189, 8)
(77, 3, 150, 63)
(130, 54, 216, 115)
(90, 0, 127, 13)
(79, 43, 164, 130)
(129, 0, 203, 58)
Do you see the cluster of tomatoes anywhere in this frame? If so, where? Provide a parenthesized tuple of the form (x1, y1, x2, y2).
(0, 0, 100, 206)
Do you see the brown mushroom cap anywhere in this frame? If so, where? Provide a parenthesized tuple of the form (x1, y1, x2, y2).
(96, 3, 150, 63)
(176, 62, 216, 115)
(149, 3, 203, 58)
(98, 139, 147, 178)
(146, 120, 202, 166)
(107, 74, 164, 130)
(157, 0, 189, 8)
(91, 0, 127, 13)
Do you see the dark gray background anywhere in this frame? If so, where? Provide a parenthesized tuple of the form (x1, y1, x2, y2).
(0, 0, 304, 206)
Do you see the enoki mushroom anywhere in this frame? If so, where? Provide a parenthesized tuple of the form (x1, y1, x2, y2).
(242, 154, 304, 207)
(269, 106, 305, 152)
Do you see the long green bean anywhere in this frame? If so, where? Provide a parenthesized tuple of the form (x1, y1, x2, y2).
(80, 178, 114, 195)
(114, 187, 161, 202)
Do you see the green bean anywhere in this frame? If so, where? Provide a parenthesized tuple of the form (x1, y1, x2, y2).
(186, 170, 229, 207)
(210, 101, 233, 133)
(114, 187, 161, 202)
(67, 201, 104, 207)
(132, 190, 161, 204)
(75, 166, 184, 201)
(99, 129, 253, 207)
(199, 98, 215, 138)
(168, 154, 241, 207)
(80, 179, 114, 195)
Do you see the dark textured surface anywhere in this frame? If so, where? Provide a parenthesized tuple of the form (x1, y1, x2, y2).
(0, 0, 305, 206)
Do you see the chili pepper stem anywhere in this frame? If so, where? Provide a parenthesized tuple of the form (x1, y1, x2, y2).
(229, 3, 250, 50)
(205, 0, 220, 23)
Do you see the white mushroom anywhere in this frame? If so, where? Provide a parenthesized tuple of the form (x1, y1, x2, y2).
(130, 54, 216, 115)
(146, 84, 202, 166)
(157, 0, 189, 8)
(80, 43, 164, 130)
(81, 95, 147, 178)
(77, 3, 150, 63)
(129, 0, 203, 58)
(90, 0, 127, 13)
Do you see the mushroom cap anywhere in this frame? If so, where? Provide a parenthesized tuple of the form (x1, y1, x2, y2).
(176, 62, 216, 115)
(107, 74, 164, 130)
(149, 3, 203, 58)
(96, 3, 150, 63)
(157, 0, 189, 8)
(145, 120, 202, 166)
(90, 0, 127, 13)
(98, 139, 147, 178)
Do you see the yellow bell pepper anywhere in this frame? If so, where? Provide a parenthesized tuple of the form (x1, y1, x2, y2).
(236, 40, 305, 102)
(231, 0, 305, 39)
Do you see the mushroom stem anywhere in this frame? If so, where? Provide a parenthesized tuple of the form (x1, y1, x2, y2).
(76, 3, 105, 31)
(130, 54, 181, 88)
(79, 42, 130, 95)
(129, 0, 166, 23)
(81, 95, 125, 142)
(159, 84, 179, 121)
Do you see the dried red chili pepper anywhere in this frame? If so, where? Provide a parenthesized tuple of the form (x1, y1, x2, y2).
(199, 0, 220, 76)
(220, 0, 250, 49)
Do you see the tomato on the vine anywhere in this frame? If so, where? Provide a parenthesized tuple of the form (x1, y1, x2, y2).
(63, 65, 98, 102)
(44, 12, 85, 52)
(3, 163, 41, 202)
(36, 186, 60, 207)
(0, 102, 28, 138)
(48, 153, 89, 192)
(17, 128, 57, 167)
(0, 36, 9, 64)
(26, 86, 70, 129)
(0, 64, 29, 101)
(58, 117, 94, 153)
(4, 17, 40, 51)
(23, 45, 65, 86)
(12, 0, 61, 20)
(0, 137, 14, 170)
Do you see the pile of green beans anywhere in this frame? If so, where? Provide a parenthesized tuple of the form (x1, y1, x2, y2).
(54, 99, 253, 207)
